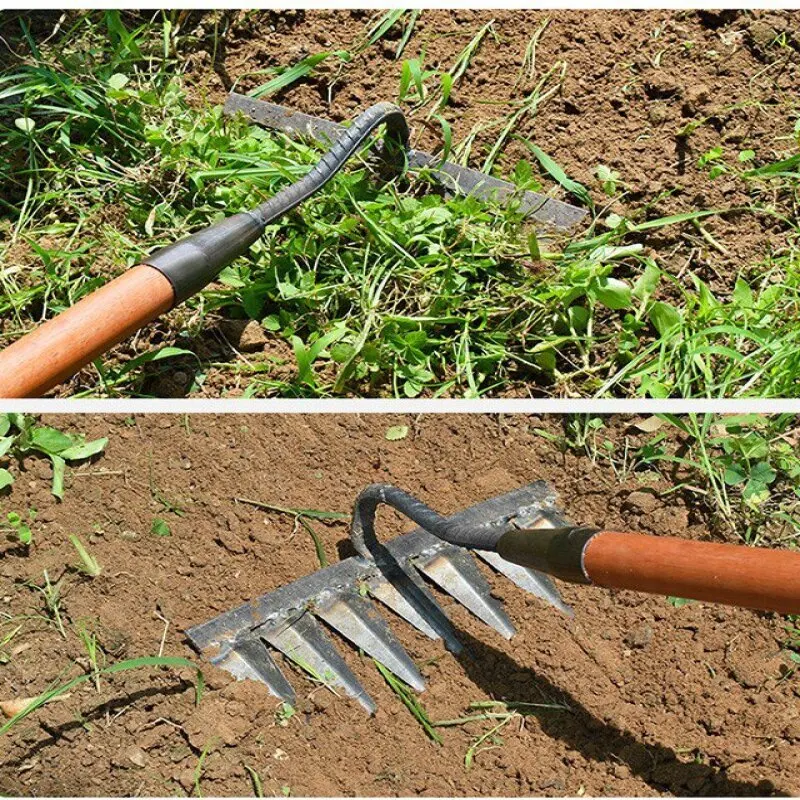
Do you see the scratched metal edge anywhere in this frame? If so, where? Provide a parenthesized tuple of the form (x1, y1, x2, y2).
(224, 93, 588, 231)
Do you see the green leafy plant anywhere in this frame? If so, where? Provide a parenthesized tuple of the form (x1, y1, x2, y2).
(0, 414, 107, 499)
(634, 414, 800, 543)
(151, 517, 171, 537)
(596, 164, 620, 196)
(2, 510, 35, 546)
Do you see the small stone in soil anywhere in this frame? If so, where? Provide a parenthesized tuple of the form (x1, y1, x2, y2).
(126, 746, 147, 768)
(748, 20, 778, 47)
(231, 320, 268, 352)
(624, 490, 660, 514)
(625, 622, 654, 649)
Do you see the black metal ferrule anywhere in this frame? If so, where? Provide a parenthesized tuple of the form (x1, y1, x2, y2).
(495, 525, 599, 584)
(144, 210, 266, 307)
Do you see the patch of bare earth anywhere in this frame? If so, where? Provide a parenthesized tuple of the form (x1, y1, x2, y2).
(0, 414, 797, 795)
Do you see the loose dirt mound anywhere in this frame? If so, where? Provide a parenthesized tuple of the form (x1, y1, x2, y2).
(0, 415, 797, 796)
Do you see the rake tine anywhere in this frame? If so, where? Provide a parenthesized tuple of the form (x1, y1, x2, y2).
(260, 612, 377, 714)
(216, 638, 297, 705)
(368, 562, 464, 654)
(367, 576, 442, 641)
(477, 550, 573, 616)
(315, 590, 426, 692)
(414, 545, 516, 639)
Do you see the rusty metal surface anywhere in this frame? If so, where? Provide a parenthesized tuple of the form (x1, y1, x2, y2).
(224, 93, 588, 231)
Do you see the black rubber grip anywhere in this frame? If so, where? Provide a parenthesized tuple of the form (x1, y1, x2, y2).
(145, 211, 265, 305)
(145, 102, 409, 306)
(256, 102, 409, 223)
(350, 484, 511, 563)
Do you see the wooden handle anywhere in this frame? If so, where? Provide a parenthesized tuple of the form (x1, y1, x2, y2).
(584, 531, 800, 615)
(0, 265, 175, 398)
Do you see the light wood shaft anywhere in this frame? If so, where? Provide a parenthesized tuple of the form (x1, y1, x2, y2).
(0, 265, 175, 398)
(583, 531, 800, 615)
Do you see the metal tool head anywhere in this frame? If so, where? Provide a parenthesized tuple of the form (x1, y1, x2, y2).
(187, 481, 572, 713)
(223, 93, 588, 231)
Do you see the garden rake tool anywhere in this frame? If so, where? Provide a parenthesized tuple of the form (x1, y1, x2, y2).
(0, 94, 586, 397)
(187, 481, 800, 713)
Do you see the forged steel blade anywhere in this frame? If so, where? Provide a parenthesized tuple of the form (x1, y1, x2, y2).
(223, 93, 587, 231)
(477, 550, 573, 616)
(367, 561, 463, 654)
(260, 612, 377, 714)
(366, 574, 443, 641)
(213, 638, 296, 704)
(475, 500, 574, 615)
(414, 544, 516, 639)
(315, 590, 426, 691)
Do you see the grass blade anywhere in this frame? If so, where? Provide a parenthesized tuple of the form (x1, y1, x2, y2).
(375, 660, 442, 743)
(0, 655, 204, 735)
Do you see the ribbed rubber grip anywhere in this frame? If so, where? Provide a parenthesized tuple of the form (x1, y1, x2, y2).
(350, 484, 511, 563)
(257, 102, 409, 223)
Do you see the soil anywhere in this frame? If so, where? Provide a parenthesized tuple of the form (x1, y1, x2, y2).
(0, 414, 798, 796)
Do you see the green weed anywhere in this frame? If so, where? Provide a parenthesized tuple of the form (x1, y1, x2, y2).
(235, 497, 348, 568)
(2, 509, 35, 546)
(633, 414, 800, 544)
(0, 654, 204, 736)
(69, 534, 102, 577)
(0, 414, 107, 498)
(27, 570, 67, 638)
(375, 660, 442, 744)
(76, 621, 105, 691)
(434, 699, 569, 768)
(244, 764, 265, 797)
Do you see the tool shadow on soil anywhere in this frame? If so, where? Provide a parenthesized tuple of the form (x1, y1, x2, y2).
(334, 530, 780, 797)
(455, 630, 782, 798)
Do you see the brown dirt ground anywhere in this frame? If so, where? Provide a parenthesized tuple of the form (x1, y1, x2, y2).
(0, 414, 798, 796)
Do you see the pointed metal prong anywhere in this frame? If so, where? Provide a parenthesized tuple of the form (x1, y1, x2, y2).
(260, 612, 377, 714)
(368, 577, 440, 640)
(477, 550, 573, 616)
(213, 638, 297, 704)
(415, 546, 516, 639)
(315, 591, 426, 692)
(367, 564, 463, 654)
